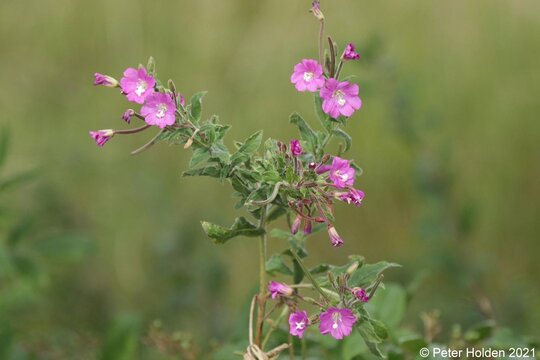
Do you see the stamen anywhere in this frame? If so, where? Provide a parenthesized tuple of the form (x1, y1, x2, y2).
(156, 104, 168, 119)
(135, 80, 148, 97)
(303, 72, 314, 82)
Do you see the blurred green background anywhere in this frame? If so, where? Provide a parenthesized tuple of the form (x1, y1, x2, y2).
(1, 0, 539, 358)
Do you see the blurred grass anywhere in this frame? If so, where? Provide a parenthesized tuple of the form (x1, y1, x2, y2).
(1, 0, 539, 356)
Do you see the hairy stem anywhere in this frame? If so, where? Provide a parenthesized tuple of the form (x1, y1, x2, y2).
(318, 20, 325, 66)
(255, 206, 268, 348)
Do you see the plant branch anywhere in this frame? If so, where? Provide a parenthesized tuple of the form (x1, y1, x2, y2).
(291, 251, 331, 303)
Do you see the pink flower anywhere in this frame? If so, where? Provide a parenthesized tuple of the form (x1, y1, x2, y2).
(338, 188, 364, 206)
(94, 73, 118, 87)
(342, 43, 360, 61)
(327, 225, 344, 247)
(319, 307, 357, 339)
(290, 139, 302, 156)
(120, 67, 156, 104)
(268, 281, 293, 299)
(89, 129, 114, 147)
(310, 1, 324, 21)
(353, 288, 370, 302)
(122, 109, 135, 124)
(291, 59, 325, 92)
(289, 310, 309, 338)
(329, 156, 355, 188)
(320, 78, 362, 118)
(141, 92, 177, 128)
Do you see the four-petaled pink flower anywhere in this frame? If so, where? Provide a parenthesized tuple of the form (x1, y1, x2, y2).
(289, 310, 309, 338)
(89, 129, 114, 147)
(291, 59, 325, 92)
(353, 288, 370, 302)
(290, 139, 302, 157)
(327, 225, 344, 247)
(320, 78, 362, 119)
(338, 188, 364, 206)
(268, 281, 293, 299)
(120, 67, 156, 104)
(329, 156, 355, 188)
(319, 307, 357, 339)
(141, 92, 177, 128)
(342, 43, 360, 61)
(94, 73, 119, 88)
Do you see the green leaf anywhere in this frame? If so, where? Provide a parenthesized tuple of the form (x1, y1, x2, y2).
(201, 217, 264, 244)
(357, 326, 385, 358)
(265, 253, 293, 276)
(182, 165, 220, 178)
(266, 206, 287, 223)
(209, 141, 230, 164)
(333, 128, 352, 153)
(230, 131, 263, 167)
(289, 112, 318, 153)
(189, 91, 207, 122)
(349, 261, 401, 288)
(366, 283, 407, 329)
(189, 147, 210, 168)
(464, 320, 495, 343)
(314, 95, 333, 131)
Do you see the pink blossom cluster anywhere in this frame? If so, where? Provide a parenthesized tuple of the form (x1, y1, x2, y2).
(290, 43, 362, 119)
(268, 281, 373, 340)
(91, 66, 185, 146)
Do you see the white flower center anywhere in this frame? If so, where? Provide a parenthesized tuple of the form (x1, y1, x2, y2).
(332, 311, 342, 329)
(332, 322, 338, 329)
(333, 90, 346, 106)
(295, 321, 305, 330)
(334, 170, 349, 182)
(135, 80, 148, 97)
(303, 72, 314, 82)
(156, 103, 168, 119)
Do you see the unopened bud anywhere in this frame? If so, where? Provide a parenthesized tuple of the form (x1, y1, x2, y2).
(346, 261, 359, 275)
(291, 215, 302, 234)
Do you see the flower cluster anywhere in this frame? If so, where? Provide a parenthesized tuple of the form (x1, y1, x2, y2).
(267, 272, 379, 341)
(91, 61, 191, 148)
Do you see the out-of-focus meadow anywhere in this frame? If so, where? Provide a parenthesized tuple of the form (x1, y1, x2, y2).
(1, 0, 539, 358)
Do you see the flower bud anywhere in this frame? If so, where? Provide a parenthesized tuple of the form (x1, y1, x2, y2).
(290, 139, 302, 157)
(291, 215, 302, 234)
(303, 220, 312, 235)
(89, 129, 114, 147)
(93, 73, 119, 88)
(310, 1, 324, 21)
(122, 109, 135, 124)
(327, 225, 344, 247)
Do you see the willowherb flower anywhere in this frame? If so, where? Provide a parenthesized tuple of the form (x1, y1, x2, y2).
(319, 307, 357, 339)
(320, 78, 362, 118)
(338, 188, 364, 206)
(122, 109, 135, 124)
(94, 73, 119, 87)
(89, 129, 114, 147)
(141, 92, 177, 128)
(327, 225, 344, 247)
(120, 67, 156, 104)
(290, 139, 302, 157)
(342, 43, 360, 61)
(291, 59, 325, 92)
(289, 310, 309, 338)
(329, 156, 355, 188)
(353, 288, 370, 302)
(268, 281, 294, 299)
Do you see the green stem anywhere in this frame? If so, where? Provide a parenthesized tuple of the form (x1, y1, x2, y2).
(255, 206, 268, 348)
(262, 306, 288, 349)
(291, 251, 331, 302)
